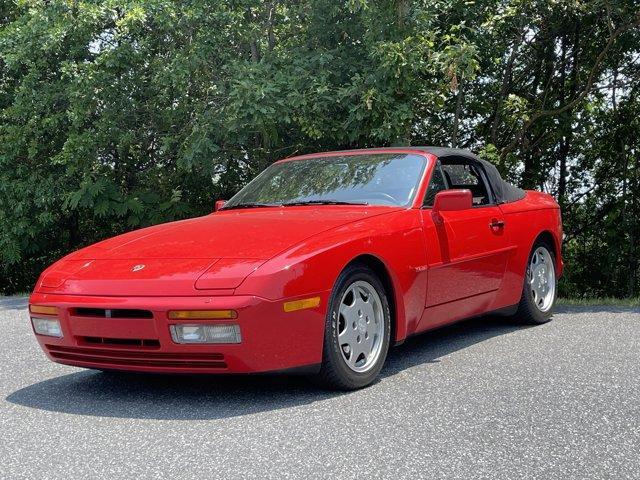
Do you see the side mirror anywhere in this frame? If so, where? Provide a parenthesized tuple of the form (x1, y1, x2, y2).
(433, 189, 472, 212)
(214, 200, 227, 212)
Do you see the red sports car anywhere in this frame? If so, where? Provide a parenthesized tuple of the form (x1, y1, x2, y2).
(29, 147, 563, 389)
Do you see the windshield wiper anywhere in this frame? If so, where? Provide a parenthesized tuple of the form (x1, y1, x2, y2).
(283, 199, 369, 207)
(220, 202, 280, 211)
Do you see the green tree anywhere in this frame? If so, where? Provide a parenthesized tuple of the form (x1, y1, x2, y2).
(1, 0, 639, 297)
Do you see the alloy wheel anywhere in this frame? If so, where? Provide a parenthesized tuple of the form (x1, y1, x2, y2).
(337, 280, 385, 373)
(529, 246, 556, 313)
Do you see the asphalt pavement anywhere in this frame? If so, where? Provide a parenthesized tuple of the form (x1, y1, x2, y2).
(1, 296, 638, 479)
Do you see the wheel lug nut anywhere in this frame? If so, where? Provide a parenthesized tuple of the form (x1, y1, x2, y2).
(352, 322, 357, 329)
(357, 336, 361, 343)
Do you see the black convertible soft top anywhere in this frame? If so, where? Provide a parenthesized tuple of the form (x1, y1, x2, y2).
(420, 147, 526, 204)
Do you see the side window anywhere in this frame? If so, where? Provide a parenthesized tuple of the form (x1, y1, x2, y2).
(423, 162, 448, 207)
(440, 162, 492, 206)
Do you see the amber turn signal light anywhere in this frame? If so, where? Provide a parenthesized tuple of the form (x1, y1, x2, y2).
(167, 310, 238, 320)
(29, 305, 59, 315)
(283, 296, 321, 313)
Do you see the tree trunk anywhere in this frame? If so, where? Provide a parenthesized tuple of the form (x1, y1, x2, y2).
(245, 8, 261, 62)
(266, 1, 277, 52)
(452, 77, 464, 148)
(490, 40, 519, 145)
(630, 152, 639, 297)
(396, 0, 408, 30)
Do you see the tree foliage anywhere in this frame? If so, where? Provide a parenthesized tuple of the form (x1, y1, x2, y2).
(1, 0, 639, 296)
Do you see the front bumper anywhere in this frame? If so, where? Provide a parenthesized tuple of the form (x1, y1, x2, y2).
(28, 292, 329, 374)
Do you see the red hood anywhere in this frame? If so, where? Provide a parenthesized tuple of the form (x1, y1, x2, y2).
(73, 207, 395, 260)
(37, 207, 398, 296)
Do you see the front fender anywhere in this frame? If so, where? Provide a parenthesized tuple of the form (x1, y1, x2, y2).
(235, 209, 428, 342)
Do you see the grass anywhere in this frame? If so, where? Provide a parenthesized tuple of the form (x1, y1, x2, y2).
(558, 297, 640, 307)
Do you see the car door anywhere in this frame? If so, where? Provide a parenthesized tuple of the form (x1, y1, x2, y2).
(420, 158, 511, 307)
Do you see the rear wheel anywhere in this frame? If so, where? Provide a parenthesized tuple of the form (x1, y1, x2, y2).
(512, 240, 557, 324)
(317, 264, 391, 390)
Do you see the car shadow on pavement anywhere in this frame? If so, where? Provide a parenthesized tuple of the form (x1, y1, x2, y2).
(6, 315, 524, 420)
(381, 314, 527, 377)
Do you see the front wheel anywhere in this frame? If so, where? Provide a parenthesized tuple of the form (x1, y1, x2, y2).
(512, 240, 557, 324)
(317, 264, 391, 390)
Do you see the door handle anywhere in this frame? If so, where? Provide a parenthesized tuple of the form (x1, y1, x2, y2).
(489, 219, 505, 229)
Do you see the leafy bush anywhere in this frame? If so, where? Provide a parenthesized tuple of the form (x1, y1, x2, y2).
(1, 1, 639, 297)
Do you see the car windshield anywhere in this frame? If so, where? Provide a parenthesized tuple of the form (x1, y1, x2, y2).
(223, 153, 427, 209)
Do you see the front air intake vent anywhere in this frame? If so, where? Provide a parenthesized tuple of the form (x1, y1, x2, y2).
(71, 308, 153, 319)
(45, 345, 227, 369)
(81, 337, 160, 348)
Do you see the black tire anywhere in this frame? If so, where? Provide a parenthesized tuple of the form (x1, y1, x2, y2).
(316, 263, 391, 390)
(512, 239, 557, 325)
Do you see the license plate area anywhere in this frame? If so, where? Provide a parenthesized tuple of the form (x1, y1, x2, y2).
(68, 316, 158, 339)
